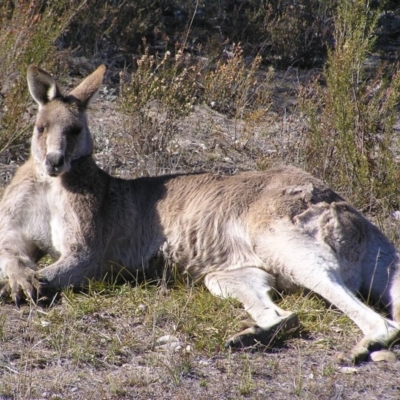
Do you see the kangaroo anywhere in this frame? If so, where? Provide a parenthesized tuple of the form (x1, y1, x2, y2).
(0, 65, 399, 363)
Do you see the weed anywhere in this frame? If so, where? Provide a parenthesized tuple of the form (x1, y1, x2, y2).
(161, 352, 193, 386)
(293, 346, 303, 397)
(0, 313, 5, 341)
(238, 354, 254, 395)
(322, 362, 336, 377)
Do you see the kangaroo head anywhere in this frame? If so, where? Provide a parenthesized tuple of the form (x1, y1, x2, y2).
(27, 64, 106, 177)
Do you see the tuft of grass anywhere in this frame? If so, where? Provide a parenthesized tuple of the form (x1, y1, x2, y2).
(277, 290, 357, 351)
(238, 354, 254, 396)
(293, 346, 304, 397)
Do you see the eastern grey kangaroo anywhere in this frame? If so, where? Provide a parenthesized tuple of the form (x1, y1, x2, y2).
(0, 65, 399, 363)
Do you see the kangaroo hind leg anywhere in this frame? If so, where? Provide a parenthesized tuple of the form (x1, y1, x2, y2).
(204, 267, 299, 348)
(260, 218, 400, 363)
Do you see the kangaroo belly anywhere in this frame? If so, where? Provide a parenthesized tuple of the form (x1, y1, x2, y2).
(159, 218, 263, 280)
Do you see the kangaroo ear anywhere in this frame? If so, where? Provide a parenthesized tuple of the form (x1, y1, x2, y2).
(27, 65, 62, 108)
(68, 65, 106, 109)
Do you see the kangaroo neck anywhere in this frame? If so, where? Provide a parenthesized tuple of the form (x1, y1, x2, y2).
(59, 154, 100, 189)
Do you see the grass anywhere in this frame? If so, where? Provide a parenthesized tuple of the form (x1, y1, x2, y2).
(0, 261, 398, 399)
(0, 283, 351, 382)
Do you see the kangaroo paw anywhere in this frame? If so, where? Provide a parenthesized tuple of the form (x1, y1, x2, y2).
(351, 324, 400, 364)
(2, 267, 40, 306)
(226, 312, 299, 348)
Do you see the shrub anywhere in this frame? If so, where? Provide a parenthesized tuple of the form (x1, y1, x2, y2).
(58, 0, 339, 68)
(300, 0, 400, 212)
(202, 44, 269, 117)
(0, 0, 86, 156)
(232, 0, 337, 67)
(119, 43, 272, 176)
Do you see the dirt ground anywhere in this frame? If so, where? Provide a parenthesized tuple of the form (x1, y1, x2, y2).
(0, 298, 399, 400)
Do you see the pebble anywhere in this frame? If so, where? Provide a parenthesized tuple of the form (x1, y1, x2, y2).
(155, 335, 181, 352)
(369, 350, 397, 363)
(338, 367, 358, 374)
(136, 303, 147, 313)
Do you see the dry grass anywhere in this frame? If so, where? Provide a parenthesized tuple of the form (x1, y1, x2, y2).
(1, 283, 398, 399)
(0, 284, 399, 399)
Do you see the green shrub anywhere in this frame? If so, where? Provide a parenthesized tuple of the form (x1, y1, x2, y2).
(300, 0, 400, 212)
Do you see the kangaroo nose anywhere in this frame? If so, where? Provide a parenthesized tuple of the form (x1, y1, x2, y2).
(46, 153, 65, 168)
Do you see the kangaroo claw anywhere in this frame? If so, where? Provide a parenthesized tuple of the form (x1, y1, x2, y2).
(13, 293, 21, 308)
(2, 266, 40, 306)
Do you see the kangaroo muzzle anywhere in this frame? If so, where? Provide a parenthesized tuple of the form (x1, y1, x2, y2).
(45, 152, 66, 176)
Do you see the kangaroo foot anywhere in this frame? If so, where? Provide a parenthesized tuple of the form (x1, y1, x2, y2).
(351, 324, 400, 364)
(226, 312, 299, 348)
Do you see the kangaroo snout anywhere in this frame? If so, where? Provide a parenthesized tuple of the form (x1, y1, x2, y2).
(45, 153, 65, 175)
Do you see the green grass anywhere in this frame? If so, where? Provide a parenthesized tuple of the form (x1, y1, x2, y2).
(23, 281, 357, 370)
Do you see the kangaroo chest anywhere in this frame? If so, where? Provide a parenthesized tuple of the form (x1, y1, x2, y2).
(47, 183, 78, 256)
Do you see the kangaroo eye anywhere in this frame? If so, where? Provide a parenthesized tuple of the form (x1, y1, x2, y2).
(37, 126, 45, 134)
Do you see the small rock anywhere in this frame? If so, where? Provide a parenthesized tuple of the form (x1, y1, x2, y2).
(369, 350, 397, 363)
(156, 335, 179, 346)
(136, 303, 147, 313)
(338, 367, 358, 374)
(392, 210, 400, 220)
(155, 335, 181, 352)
